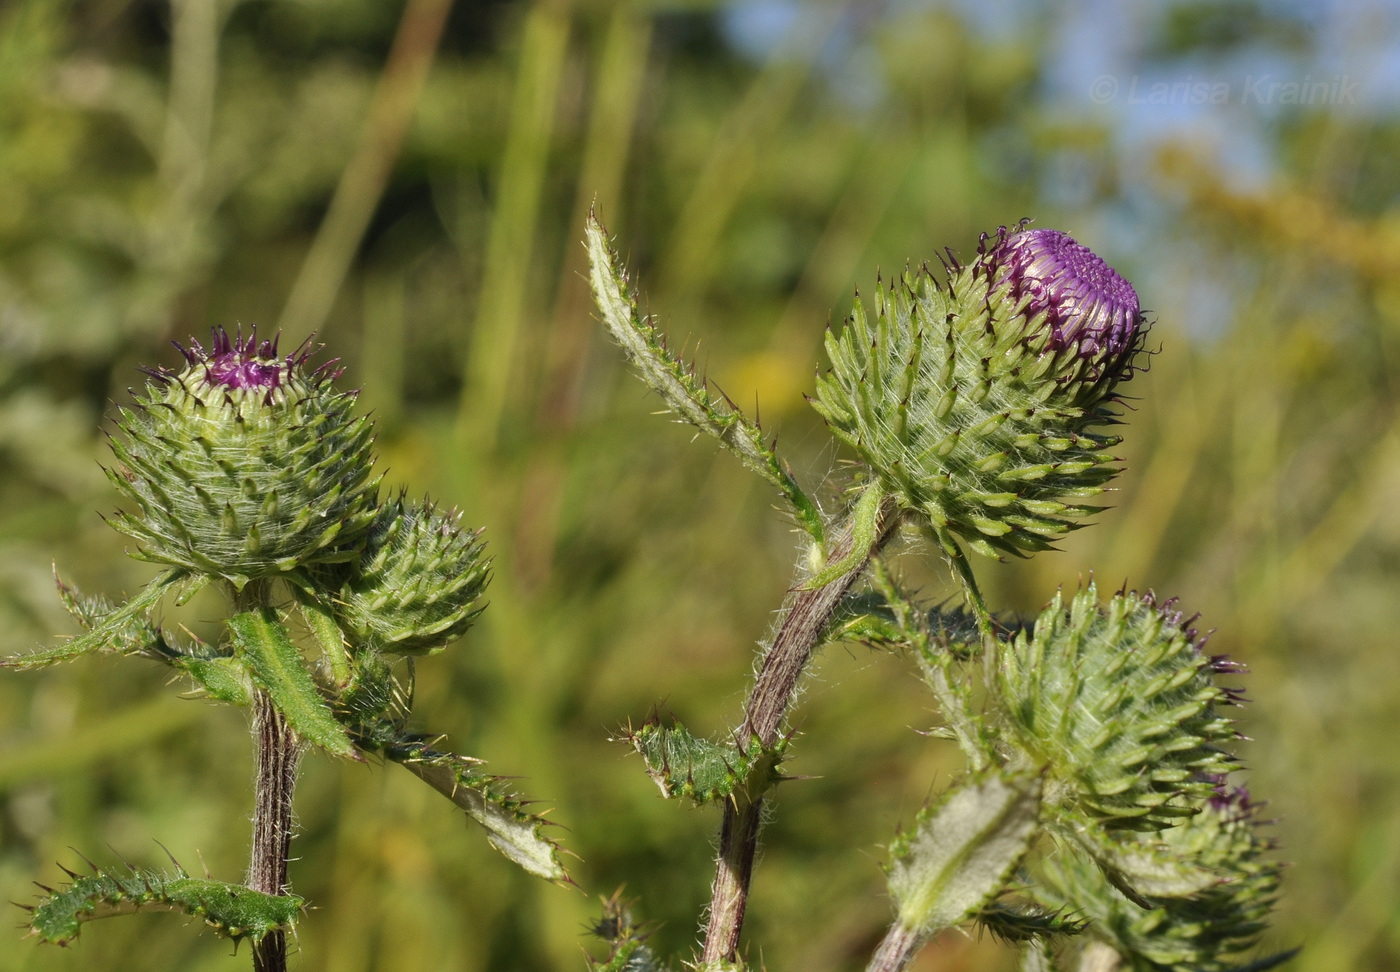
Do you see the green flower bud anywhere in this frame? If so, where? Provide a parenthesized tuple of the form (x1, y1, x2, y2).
(810, 224, 1145, 557)
(105, 328, 380, 585)
(334, 496, 490, 656)
(1035, 788, 1283, 972)
(997, 586, 1240, 830)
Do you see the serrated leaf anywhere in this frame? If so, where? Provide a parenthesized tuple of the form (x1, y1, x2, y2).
(6, 568, 185, 669)
(888, 770, 1043, 936)
(622, 718, 780, 805)
(586, 213, 823, 543)
(384, 737, 567, 882)
(26, 861, 301, 946)
(226, 609, 356, 757)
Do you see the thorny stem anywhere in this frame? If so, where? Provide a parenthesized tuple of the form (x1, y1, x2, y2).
(250, 692, 300, 972)
(700, 496, 898, 965)
(235, 582, 303, 972)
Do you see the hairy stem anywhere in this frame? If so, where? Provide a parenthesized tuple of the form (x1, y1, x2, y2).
(864, 922, 925, 972)
(249, 691, 300, 972)
(234, 582, 302, 972)
(700, 497, 897, 965)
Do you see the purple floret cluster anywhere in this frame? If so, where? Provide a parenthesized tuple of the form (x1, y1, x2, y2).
(990, 227, 1142, 358)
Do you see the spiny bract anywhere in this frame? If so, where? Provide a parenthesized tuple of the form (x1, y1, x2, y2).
(106, 327, 381, 585)
(810, 224, 1145, 558)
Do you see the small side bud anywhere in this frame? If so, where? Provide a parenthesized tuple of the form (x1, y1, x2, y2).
(334, 496, 491, 656)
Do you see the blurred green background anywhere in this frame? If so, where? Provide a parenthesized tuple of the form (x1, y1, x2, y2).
(2, 0, 1398, 969)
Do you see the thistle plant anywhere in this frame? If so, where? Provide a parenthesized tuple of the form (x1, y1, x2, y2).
(5, 329, 566, 970)
(585, 215, 1292, 972)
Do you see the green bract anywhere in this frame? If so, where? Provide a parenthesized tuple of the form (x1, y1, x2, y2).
(810, 226, 1143, 558)
(106, 329, 380, 585)
(332, 496, 491, 656)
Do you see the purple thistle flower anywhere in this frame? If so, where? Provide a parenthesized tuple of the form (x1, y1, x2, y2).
(171, 327, 339, 394)
(987, 227, 1142, 358)
(1207, 782, 1258, 819)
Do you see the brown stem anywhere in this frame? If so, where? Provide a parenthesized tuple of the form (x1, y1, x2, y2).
(249, 690, 302, 972)
(700, 497, 897, 965)
(864, 922, 925, 972)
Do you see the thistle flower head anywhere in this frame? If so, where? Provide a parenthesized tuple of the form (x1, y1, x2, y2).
(106, 326, 380, 585)
(984, 226, 1141, 360)
(811, 223, 1147, 559)
(1035, 781, 1283, 972)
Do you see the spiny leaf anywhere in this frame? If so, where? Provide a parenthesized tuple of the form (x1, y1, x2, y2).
(25, 860, 301, 946)
(586, 213, 823, 543)
(588, 892, 672, 972)
(620, 717, 783, 806)
(47, 571, 249, 703)
(887, 769, 1043, 937)
(977, 901, 1087, 944)
(5, 569, 185, 670)
(171, 656, 253, 706)
(226, 609, 356, 757)
(383, 736, 567, 883)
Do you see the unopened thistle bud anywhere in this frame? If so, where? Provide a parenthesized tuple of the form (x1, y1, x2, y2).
(105, 328, 380, 585)
(996, 586, 1239, 830)
(1035, 785, 1283, 972)
(334, 496, 491, 656)
(811, 223, 1145, 558)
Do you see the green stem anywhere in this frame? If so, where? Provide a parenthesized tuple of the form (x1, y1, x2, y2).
(931, 526, 994, 640)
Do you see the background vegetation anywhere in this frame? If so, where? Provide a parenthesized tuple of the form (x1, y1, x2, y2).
(1, 0, 1397, 969)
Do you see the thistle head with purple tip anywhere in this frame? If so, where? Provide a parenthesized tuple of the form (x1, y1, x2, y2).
(108, 326, 379, 585)
(812, 223, 1150, 558)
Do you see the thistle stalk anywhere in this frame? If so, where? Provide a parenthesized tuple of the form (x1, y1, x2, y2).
(249, 691, 300, 972)
(701, 497, 897, 964)
(864, 923, 923, 972)
(234, 580, 303, 972)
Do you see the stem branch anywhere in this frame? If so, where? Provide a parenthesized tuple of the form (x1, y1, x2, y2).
(864, 923, 925, 972)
